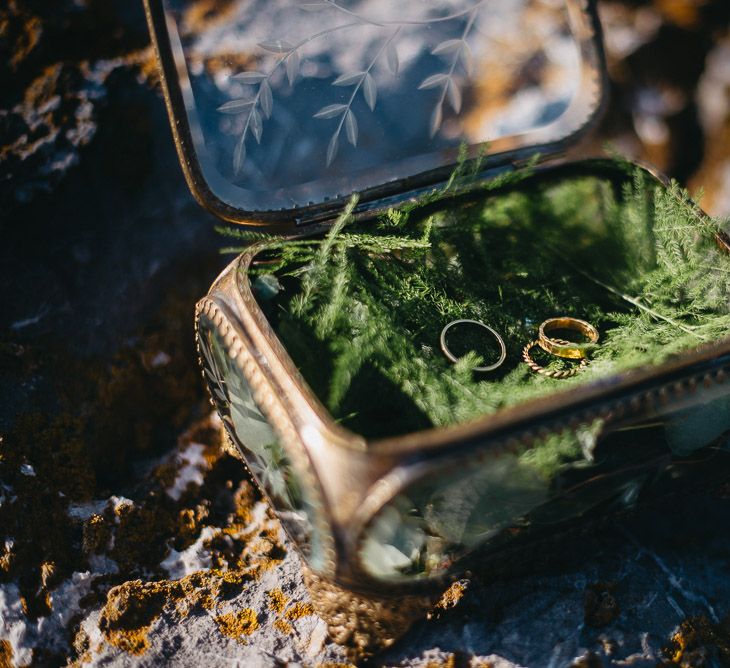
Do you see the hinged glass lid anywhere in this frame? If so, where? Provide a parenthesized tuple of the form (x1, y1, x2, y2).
(149, 0, 605, 223)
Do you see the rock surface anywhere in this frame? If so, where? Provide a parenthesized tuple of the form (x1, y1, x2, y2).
(1, 1, 730, 667)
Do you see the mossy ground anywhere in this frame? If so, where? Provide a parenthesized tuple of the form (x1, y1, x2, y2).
(0, 282, 301, 664)
(0, 289, 203, 611)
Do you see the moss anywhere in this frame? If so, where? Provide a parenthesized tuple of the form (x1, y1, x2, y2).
(215, 608, 259, 641)
(0, 413, 88, 616)
(0, 277, 210, 621)
(248, 168, 730, 444)
(109, 505, 176, 574)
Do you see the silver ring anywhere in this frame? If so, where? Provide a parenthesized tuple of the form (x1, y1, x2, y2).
(440, 319, 507, 373)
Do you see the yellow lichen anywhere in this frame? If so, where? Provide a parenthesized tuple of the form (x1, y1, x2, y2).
(424, 657, 456, 668)
(663, 615, 730, 665)
(175, 570, 229, 613)
(82, 514, 110, 555)
(199, 593, 216, 610)
(0, 540, 13, 574)
(215, 609, 259, 641)
(0, 301, 285, 657)
(98, 580, 171, 655)
(103, 628, 151, 656)
(273, 618, 293, 635)
(95, 554, 289, 655)
(109, 504, 176, 573)
(96, 569, 255, 650)
(0, 283, 269, 660)
(655, 0, 701, 29)
(285, 601, 314, 621)
(1, 411, 97, 615)
(151, 460, 178, 491)
(0, 640, 14, 668)
(218, 430, 243, 462)
(435, 580, 467, 611)
(183, 0, 237, 33)
(40, 561, 55, 588)
(177, 507, 207, 545)
(218, 569, 253, 586)
(70, 628, 92, 667)
(266, 588, 288, 614)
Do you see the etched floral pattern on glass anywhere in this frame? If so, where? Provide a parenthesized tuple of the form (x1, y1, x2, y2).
(197, 313, 326, 570)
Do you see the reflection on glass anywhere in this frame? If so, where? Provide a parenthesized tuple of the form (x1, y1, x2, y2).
(359, 424, 594, 581)
(197, 314, 326, 571)
(361, 407, 730, 581)
(360, 451, 549, 579)
(663, 391, 730, 456)
(164, 0, 592, 209)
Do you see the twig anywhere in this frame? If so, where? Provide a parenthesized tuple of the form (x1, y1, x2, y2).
(544, 242, 704, 340)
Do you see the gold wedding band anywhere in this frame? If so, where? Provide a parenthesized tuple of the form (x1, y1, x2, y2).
(522, 340, 588, 379)
(538, 317, 599, 360)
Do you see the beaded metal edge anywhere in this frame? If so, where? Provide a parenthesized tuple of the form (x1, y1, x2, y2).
(302, 563, 436, 662)
(194, 297, 337, 576)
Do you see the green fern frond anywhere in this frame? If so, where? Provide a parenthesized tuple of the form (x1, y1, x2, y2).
(238, 165, 729, 444)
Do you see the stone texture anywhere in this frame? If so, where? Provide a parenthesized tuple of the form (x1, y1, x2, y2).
(1, 1, 730, 667)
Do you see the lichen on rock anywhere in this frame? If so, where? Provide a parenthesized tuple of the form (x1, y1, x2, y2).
(214, 608, 260, 642)
(266, 588, 288, 615)
(98, 580, 168, 655)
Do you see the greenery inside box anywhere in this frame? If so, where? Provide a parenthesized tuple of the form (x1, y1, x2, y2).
(224, 161, 730, 451)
